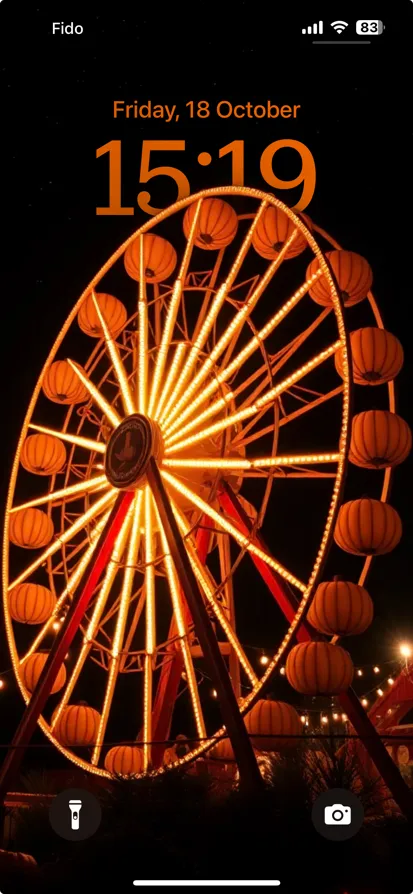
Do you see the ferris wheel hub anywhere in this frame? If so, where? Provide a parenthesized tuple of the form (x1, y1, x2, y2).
(104, 414, 164, 490)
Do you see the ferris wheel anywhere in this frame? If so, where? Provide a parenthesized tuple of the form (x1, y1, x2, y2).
(2, 187, 412, 805)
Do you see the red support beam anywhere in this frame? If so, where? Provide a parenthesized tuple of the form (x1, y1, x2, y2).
(0, 491, 134, 805)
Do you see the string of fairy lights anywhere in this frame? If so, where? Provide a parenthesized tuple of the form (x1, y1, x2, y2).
(1, 639, 411, 733)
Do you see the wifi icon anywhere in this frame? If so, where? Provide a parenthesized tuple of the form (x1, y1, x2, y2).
(331, 20, 348, 33)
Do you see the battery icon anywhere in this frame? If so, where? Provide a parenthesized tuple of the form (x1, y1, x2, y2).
(356, 20, 384, 35)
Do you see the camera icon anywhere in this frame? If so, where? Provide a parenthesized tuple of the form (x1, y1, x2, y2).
(324, 804, 352, 825)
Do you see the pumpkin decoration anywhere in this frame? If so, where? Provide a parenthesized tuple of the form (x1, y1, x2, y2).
(9, 508, 54, 549)
(286, 642, 354, 695)
(334, 498, 402, 556)
(210, 737, 236, 762)
(78, 292, 127, 339)
(105, 745, 144, 776)
(244, 699, 302, 751)
(307, 250, 372, 307)
(21, 433, 66, 476)
(42, 360, 88, 404)
(307, 579, 373, 637)
(183, 197, 238, 249)
(53, 703, 101, 747)
(22, 652, 66, 694)
(0, 850, 37, 872)
(124, 233, 177, 283)
(9, 582, 56, 625)
(349, 410, 412, 469)
(252, 206, 311, 260)
(335, 327, 404, 385)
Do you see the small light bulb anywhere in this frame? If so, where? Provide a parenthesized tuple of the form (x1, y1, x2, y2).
(300, 715, 306, 724)
(400, 643, 412, 659)
(279, 667, 286, 676)
(362, 698, 369, 707)
(59, 616, 65, 623)
(341, 713, 348, 722)
(305, 719, 309, 726)
(52, 621, 60, 631)
(357, 669, 363, 677)
(374, 666, 380, 674)
(321, 716, 328, 724)
(0, 679, 4, 690)
(377, 688, 384, 697)
(260, 655, 269, 666)
(388, 678, 394, 685)
(211, 689, 218, 698)
(333, 712, 339, 720)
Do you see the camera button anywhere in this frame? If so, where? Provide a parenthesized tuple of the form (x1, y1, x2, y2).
(311, 788, 364, 841)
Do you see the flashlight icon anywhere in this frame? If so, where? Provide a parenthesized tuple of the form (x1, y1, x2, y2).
(68, 799, 82, 830)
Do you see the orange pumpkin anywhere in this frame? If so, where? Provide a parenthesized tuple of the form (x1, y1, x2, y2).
(9, 582, 56, 624)
(21, 433, 66, 476)
(0, 850, 37, 872)
(124, 233, 177, 283)
(105, 745, 144, 776)
(183, 198, 238, 249)
(22, 652, 66, 694)
(244, 699, 302, 751)
(42, 360, 88, 404)
(286, 642, 354, 695)
(53, 704, 101, 746)
(252, 206, 311, 260)
(9, 508, 54, 549)
(349, 410, 411, 469)
(307, 579, 373, 636)
(78, 292, 127, 338)
(334, 498, 402, 556)
(335, 327, 404, 385)
(307, 250, 372, 306)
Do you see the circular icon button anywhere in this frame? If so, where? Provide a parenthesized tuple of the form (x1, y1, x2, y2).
(49, 787, 102, 841)
(312, 787, 364, 841)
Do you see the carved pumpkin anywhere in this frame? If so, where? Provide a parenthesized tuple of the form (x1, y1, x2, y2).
(183, 198, 238, 249)
(124, 233, 177, 283)
(22, 652, 66, 694)
(286, 642, 354, 695)
(9, 508, 54, 549)
(349, 410, 411, 469)
(21, 433, 66, 476)
(307, 579, 373, 636)
(104, 745, 144, 776)
(42, 360, 88, 404)
(335, 327, 403, 385)
(53, 704, 101, 746)
(307, 250, 372, 306)
(334, 498, 402, 556)
(244, 699, 302, 751)
(78, 292, 127, 338)
(9, 583, 56, 624)
(252, 206, 311, 260)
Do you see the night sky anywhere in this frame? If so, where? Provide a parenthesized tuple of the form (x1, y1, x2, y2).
(1, 2, 412, 753)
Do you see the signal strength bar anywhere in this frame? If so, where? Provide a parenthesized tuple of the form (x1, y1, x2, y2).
(302, 21, 323, 34)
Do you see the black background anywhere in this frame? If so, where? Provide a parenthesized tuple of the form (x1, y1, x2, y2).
(0, 0, 412, 766)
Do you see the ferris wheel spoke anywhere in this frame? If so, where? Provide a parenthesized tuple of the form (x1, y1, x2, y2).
(170, 500, 257, 687)
(163, 268, 324, 439)
(137, 237, 148, 414)
(164, 389, 236, 448)
(163, 228, 299, 433)
(51, 503, 135, 735)
(162, 453, 339, 471)
(67, 360, 121, 428)
(148, 200, 203, 417)
(29, 423, 106, 454)
(10, 475, 108, 514)
(153, 342, 187, 422)
(157, 513, 207, 742)
(163, 471, 306, 593)
(9, 489, 117, 590)
(91, 291, 135, 416)
(235, 386, 343, 450)
(159, 201, 269, 426)
(143, 487, 156, 770)
(91, 492, 143, 765)
(20, 509, 112, 663)
(164, 341, 340, 456)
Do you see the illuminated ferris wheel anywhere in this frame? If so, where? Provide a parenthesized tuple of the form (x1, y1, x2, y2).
(2, 186, 410, 794)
